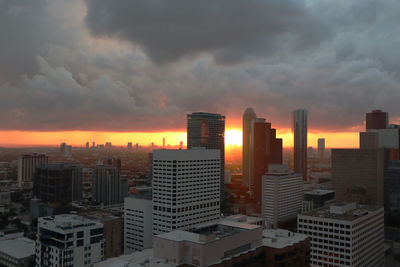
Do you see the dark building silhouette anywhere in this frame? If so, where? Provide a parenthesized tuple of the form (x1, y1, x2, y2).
(33, 163, 82, 205)
(385, 160, 400, 212)
(187, 112, 225, 204)
(292, 109, 308, 181)
(242, 108, 257, 188)
(366, 109, 388, 130)
(252, 118, 283, 204)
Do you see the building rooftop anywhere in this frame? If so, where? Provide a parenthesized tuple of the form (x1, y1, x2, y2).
(156, 219, 260, 244)
(262, 229, 308, 249)
(300, 202, 382, 222)
(39, 214, 102, 231)
(0, 237, 35, 259)
(304, 189, 335, 196)
(94, 249, 176, 267)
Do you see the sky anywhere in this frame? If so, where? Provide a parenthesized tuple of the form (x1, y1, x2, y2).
(1, 0, 399, 148)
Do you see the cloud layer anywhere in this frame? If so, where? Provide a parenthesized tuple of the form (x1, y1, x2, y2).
(0, 0, 400, 132)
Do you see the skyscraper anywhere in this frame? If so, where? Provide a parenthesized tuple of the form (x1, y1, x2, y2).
(92, 165, 125, 205)
(33, 163, 82, 205)
(152, 149, 221, 235)
(317, 138, 325, 160)
(242, 108, 257, 188)
(366, 109, 388, 130)
(187, 112, 225, 204)
(292, 109, 308, 180)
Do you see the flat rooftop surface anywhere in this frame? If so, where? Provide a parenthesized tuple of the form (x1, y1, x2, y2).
(300, 203, 382, 222)
(304, 189, 335, 196)
(0, 237, 35, 259)
(262, 229, 308, 249)
(39, 214, 101, 230)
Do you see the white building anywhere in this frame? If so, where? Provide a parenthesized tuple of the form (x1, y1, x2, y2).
(0, 237, 35, 267)
(152, 149, 220, 235)
(124, 194, 153, 254)
(36, 214, 105, 267)
(17, 153, 48, 188)
(261, 164, 303, 228)
(298, 202, 384, 267)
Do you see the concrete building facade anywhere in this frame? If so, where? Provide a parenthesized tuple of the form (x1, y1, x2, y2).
(292, 109, 308, 181)
(17, 153, 48, 188)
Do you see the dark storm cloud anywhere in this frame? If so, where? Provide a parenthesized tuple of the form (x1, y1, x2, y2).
(0, 0, 400, 133)
(84, 0, 328, 63)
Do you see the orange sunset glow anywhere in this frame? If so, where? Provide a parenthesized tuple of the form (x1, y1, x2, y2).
(0, 129, 359, 149)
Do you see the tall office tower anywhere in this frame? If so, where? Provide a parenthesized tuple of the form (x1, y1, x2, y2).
(384, 160, 400, 212)
(366, 109, 388, 130)
(251, 119, 283, 203)
(86, 142, 90, 149)
(242, 108, 257, 188)
(261, 164, 302, 228)
(92, 165, 125, 205)
(152, 149, 220, 235)
(102, 157, 122, 171)
(187, 112, 225, 204)
(332, 149, 386, 206)
(162, 137, 165, 148)
(298, 203, 384, 267)
(179, 141, 183, 149)
(127, 142, 133, 150)
(318, 138, 325, 160)
(292, 109, 308, 180)
(36, 214, 105, 266)
(33, 163, 82, 205)
(124, 194, 153, 253)
(17, 153, 48, 188)
(105, 142, 112, 149)
(92, 141, 95, 148)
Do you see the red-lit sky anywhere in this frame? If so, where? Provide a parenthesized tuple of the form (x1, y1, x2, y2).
(0, 0, 399, 148)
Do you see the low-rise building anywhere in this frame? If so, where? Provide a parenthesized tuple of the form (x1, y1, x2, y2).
(0, 237, 35, 267)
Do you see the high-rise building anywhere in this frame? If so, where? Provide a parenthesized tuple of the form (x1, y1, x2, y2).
(187, 112, 225, 204)
(298, 203, 384, 267)
(36, 214, 105, 266)
(86, 142, 90, 149)
(242, 108, 257, 188)
(124, 193, 153, 253)
(92, 165, 127, 205)
(251, 118, 283, 203)
(384, 160, 400, 212)
(17, 153, 48, 188)
(33, 163, 82, 205)
(152, 149, 220, 235)
(127, 142, 133, 150)
(162, 137, 165, 148)
(318, 138, 325, 160)
(105, 142, 112, 149)
(366, 109, 388, 130)
(261, 164, 302, 228)
(332, 149, 386, 206)
(292, 109, 308, 180)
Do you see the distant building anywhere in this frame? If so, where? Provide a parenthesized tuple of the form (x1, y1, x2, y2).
(366, 109, 388, 130)
(0, 237, 35, 267)
(33, 163, 82, 205)
(292, 109, 308, 180)
(384, 160, 400, 212)
(224, 169, 231, 184)
(127, 142, 132, 150)
(303, 189, 335, 210)
(251, 118, 282, 203)
(318, 138, 325, 160)
(105, 142, 112, 149)
(86, 142, 90, 149)
(298, 202, 384, 267)
(332, 149, 386, 206)
(242, 108, 257, 188)
(124, 194, 153, 253)
(17, 153, 48, 188)
(187, 112, 225, 204)
(92, 164, 126, 205)
(152, 149, 220, 235)
(36, 214, 105, 266)
(262, 164, 303, 228)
